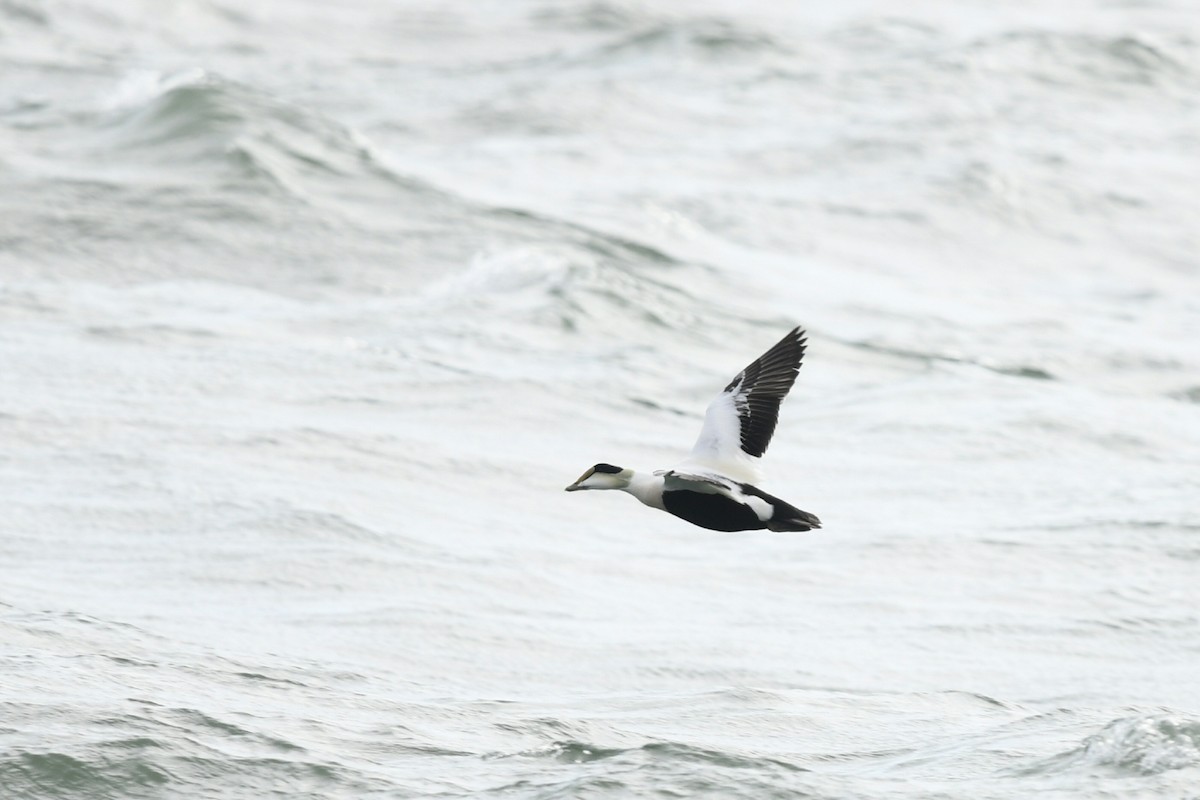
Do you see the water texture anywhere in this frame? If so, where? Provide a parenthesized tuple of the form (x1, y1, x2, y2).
(2, 1, 1199, 798)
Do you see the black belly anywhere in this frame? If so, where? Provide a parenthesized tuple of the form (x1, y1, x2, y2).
(662, 490, 767, 532)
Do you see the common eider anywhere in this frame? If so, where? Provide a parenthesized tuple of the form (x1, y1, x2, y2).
(566, 326, 821, 532)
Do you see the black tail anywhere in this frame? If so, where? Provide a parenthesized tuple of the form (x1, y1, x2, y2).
(767, 508, 822, 532)
(738, 482, 822, 532)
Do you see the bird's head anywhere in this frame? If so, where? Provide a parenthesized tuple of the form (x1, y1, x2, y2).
(565, 463, 631, 492)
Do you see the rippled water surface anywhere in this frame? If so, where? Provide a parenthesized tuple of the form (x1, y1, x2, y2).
(3, 1, 1199, 798)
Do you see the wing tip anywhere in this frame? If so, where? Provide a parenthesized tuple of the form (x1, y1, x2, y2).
(737, 325, 810, 458)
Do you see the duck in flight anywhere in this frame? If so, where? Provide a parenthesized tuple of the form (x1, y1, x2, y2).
(566, 326, 821, 532)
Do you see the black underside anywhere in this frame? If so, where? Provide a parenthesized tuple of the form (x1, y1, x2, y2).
(662, 490, 767, 532)
(662, 484, 822, 532)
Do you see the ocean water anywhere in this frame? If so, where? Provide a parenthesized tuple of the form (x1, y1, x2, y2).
(2, 1, 1199, 797)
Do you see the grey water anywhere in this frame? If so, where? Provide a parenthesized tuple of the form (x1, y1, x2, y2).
(2, 1, 1199, 798)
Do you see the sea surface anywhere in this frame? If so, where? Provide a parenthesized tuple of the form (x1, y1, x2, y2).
(2, 1, 1199, 798)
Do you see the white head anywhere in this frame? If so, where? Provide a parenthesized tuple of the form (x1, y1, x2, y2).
(565, 463, 632, 492)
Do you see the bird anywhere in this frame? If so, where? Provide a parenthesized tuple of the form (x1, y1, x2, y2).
(565, 326, 821, 532)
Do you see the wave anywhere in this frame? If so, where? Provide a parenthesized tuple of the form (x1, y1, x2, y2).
(0, 748, 364, 800)
(7, 66, 715, 308)
(68, 70, 726, 316)
(89, 70, 418, 196)
(586, 18, 787, 60)
(482, 739, 811, 800)
(533, 739, 808, 772)
(412, 239, 709, 343)
(956, 30, 1192, 89)
(836, 335, 1056, 380)
(526, 9, 787, 64)
(0, 711, 354, 800)
(1027, 714, 1200, 776)
(533, 2, 653, 33)
(1171, 385, 1200, 404)
(0, 0, 47, 26)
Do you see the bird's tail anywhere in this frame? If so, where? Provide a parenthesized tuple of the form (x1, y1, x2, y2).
(767, 508, 822, 532)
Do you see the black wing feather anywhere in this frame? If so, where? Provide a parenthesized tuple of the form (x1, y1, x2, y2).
(722, 326, 807, 458)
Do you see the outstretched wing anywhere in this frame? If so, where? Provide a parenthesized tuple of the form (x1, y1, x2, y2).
(688, 326, 807, 472)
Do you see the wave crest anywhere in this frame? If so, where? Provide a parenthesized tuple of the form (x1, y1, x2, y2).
(1037, 714, 1200, 776)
